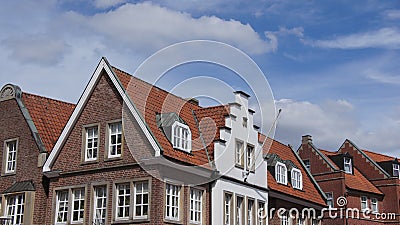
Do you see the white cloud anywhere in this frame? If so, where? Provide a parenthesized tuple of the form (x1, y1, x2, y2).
(66, 2, 275, 55)
(384, 9, 400, 20)
(364, 69, 400, 85)
(307, 28, 400, 49)
(92, 0, 126, 9)
(274, 98, 400, 157)
(1, 35, 70, 66)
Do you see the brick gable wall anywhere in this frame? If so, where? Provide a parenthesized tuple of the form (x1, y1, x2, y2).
(0, 99, 48, 224)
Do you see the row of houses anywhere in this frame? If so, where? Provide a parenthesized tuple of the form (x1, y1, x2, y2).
(0, 57, 398, 225)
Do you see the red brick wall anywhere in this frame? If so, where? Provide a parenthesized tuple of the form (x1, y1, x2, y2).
(0, 99, 48, 224)
(338, 141, 386, 180)
(298, 143, 334, 175)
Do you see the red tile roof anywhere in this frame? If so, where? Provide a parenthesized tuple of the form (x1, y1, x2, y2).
(21, 93, 75, 152)
(261, 135, 326, 206)
(112, 67, 229, 167)
(363, 149, 397, 162)
(318, 149, 383, 195)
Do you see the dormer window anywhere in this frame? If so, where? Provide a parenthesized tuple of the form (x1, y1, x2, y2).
(291, 168, 303, 190)
(172, 121, 191, 152)
(393, 164, 400, 178)
(344, 157, 352, 174)
(275, 162, 287, 185)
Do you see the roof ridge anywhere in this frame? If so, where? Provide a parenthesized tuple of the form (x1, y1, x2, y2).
(363, 149, 396, 159)
(23, 92, 75, 106)
(111, 66, 203, 108)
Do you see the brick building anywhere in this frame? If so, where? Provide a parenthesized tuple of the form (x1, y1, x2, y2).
(264, 136, 326, 225)
(42, 57, 271, 225)
(0, 84, 74, 224)
(299, 135, 400, 225)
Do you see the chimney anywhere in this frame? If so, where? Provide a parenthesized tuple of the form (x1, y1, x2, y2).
(185, 97, 199, 106)
(302, 135, 312, 145)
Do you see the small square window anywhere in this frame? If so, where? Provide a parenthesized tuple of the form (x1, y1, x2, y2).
(291, 169, 302, 190)
(371, 198, 378, 213)
(393, 164, 400, 178)
(172, 122, 192, 152)
(275, 162, 287, 185)
(325, 193, 333, 208)
(242, 117, 248, 128)
(303, 160, 310, 172)
(361, 196, 368, 212)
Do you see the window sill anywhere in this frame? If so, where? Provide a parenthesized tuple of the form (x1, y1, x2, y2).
(112, 218, 150, 224)
(104, 156, 122, 162)
(80, 159, 99, 165)
(164, 218, 183, 224)
(235, 164, 244, 169)
(1, 172, 16, 177)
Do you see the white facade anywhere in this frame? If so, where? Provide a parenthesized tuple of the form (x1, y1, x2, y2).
(212, 91, 268, 225)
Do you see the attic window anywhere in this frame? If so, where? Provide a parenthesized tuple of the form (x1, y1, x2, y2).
(275, 162, 287, 185)
(172, 121, 192, 152)
(344, 157, 352, 174)
(291, 168, 303, 190)
(393, 164, 400, 179)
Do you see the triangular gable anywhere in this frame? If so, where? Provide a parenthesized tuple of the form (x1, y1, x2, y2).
(43, 57, 162, 172)
(339, 139, 390, 178)
(302, 142, 338, 171)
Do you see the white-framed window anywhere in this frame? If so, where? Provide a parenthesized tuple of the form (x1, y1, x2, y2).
(291, 169, 303, 190)
(134, 181, 149, 219)
(325, 192, 333, 208)
(108, 122, 122, 158)
(312, 219, 319, 225)
(93, 186, 107, 225)
(393, 164, 400, 178)
(246, 145, 255, 171)
(280, 211, 289, 225)
(165, 183, 180, 221)
(85, 126, 98, 161)
(72, 188, 85, 223)
(296, 217, 304, 225)
(371, 198, 378, 213)
(242, 117, 248, 128)
(190, 189, 202, 224)
(257, 201, 266, 225)
(303, 160, 310, 171)
(247, 199, 255, 225)
(236, 196, 244, 225)
(5, 140, 18, 173)
(224, 193, 233, 225)
(116, 183, 130, 220)
(6, 194, 24, 225)
(55, 190, 69, 224)
(172, 121, 192, 152)
(235, 140, 244, 167)
(361, 196, 368, 212)
(344, 157, 352, 174)
(275, 162, 287, 185)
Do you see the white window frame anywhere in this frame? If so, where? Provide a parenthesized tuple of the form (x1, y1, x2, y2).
(115, 183, 130, 220)
(171, 121, 192, 152)
(291, 168, 303, 190)
(5, 139, 18, 174)
(108, 122, 122, 158)
(5, 194, 24, 225)
(93, 186, 107, 225)
(275, 162, 287, 185)
(246, 145, 255, 171)
(344, 157, 352, 174)
(235, 140, 244, 167)
(133, 181, 149, 219)
(85, 126, 98, 161)
(236, 195, 244, 225)
(189, 188, 202, 224)
(165, 183, 180, 221)
(224, 193, 233, 225)
(303, 160, 310, 171)
(71, 188, 85, 223)
(247, 199, 255, 225)
(361, 196, 368, 212)
(55, 190, 69, 225)
(325, 192, 333, 208)
(371, 198, 378, 213)
(296, 217, 304, 225)
(393, 164, 400, 178)
(257, 201, 266, 225)
(280, 212, 289, 225)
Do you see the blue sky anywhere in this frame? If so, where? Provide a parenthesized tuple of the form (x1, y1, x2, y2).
(0, 0, 399, 157)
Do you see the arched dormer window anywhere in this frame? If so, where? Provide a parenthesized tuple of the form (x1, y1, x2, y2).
(172, 121, 192, 153)
(291, 168, 303, 190)
(275, 162, 287, 185)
